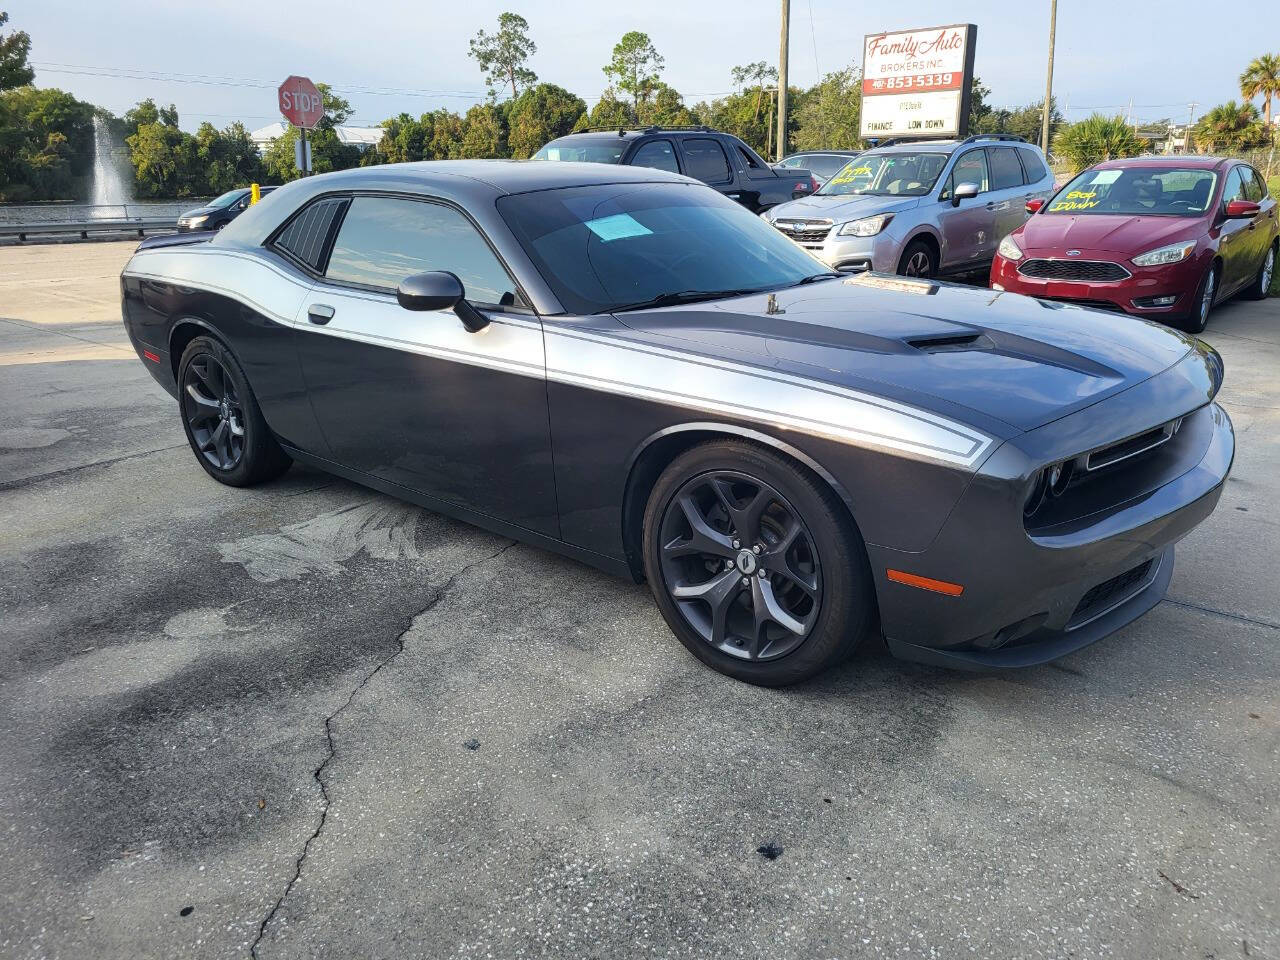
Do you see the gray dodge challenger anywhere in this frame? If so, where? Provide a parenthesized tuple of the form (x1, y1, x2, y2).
(120, 161, 1234, 686)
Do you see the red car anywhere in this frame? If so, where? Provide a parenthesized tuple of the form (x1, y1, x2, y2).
(991, 156, 1277, 332)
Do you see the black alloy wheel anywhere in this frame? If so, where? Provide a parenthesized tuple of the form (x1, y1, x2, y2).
(177, 335, 291, 486)
(657, 471, 822, 661)
(642, 440, 874, 686)
(182, 353, 245, 471)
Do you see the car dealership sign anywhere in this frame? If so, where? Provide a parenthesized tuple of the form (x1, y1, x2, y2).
(860, 24, 977, 140)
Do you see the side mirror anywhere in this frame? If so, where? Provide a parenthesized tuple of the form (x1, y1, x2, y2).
(1025, 197, 1045, 214)
(951, 182, 980, 207)
(396, 271, 489, 333)
(1224, 199, 1260, 219)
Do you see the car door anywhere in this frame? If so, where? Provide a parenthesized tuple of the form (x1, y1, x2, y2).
(293, 193, 559, 536)
(1217, 166, 1253, 294)
(985, 146, 1029, 248)
(629, 139, 682, 174)
(679, 136, 736, 202)
(1243, 165, 1276, 274)
(936, 148, 991, 269)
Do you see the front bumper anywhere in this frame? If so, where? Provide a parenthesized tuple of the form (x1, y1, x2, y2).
(797, 230, 905, 274)
(871, 354, 1234, 669)
(991, 250, 1207, 320)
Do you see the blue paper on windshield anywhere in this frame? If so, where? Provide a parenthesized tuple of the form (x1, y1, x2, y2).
(584, 213, 652, 242)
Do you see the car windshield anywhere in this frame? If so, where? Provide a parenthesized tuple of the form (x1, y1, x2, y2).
(532, 137, 628, 164)
(209, 190, 246, 208)
(818, 152, 948, 196)
(497, 182, 831, 315)
(1046, 167, 1219, 216)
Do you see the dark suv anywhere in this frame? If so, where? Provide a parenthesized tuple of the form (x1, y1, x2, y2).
(533, 126, 816, 214)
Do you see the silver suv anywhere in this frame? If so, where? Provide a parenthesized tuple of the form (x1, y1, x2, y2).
(762, 135, 1056, 277)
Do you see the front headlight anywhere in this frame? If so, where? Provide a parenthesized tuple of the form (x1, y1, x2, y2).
(1132, 241, 1195, 267)
(838, 213, 894, 237)
(997, 234, 1024, 261)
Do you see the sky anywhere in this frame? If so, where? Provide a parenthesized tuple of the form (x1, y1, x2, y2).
(10, 0, 1274, 134)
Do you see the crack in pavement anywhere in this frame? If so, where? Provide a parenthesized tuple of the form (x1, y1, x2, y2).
(0, 443, 188, 491)
(1163, 597, 1280, 631)
(248, 539, 518, 959)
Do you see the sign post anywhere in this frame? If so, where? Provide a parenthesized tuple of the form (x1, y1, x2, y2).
(859, 24, 977, 142)
(277, 75, 324, 176)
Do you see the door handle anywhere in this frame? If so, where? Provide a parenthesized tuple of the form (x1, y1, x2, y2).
(308, 304, 335, 325)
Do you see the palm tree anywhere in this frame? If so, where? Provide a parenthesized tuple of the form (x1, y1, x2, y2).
(1194, 101, 1268, 152)
(1240, 53, 1280, 128)
(1052, 114, 1148, 173)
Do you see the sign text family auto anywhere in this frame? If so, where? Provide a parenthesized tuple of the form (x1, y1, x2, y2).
(860, 24, 977, 140)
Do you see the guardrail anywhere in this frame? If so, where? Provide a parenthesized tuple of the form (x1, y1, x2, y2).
(0, 201, 209, 242)
(0, 216, 179, 242)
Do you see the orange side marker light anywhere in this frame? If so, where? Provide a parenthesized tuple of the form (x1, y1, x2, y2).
(886, 569, 964, 596)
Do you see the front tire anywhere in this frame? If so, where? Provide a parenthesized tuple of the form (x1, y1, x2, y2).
(178, 336, 291, 486)
(897, 239, 937, 278)
(641, 440, 875, 686)
(1181, 264, 1218, 334)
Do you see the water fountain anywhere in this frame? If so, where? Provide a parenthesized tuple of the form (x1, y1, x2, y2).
(90, 115, 131, 209)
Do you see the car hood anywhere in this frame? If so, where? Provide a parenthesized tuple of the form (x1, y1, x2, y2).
(769, 194, 921, 223)
(1018, 213, 1201, 255)
(611, 276, 1195, 435)
(180, 205, 222, 219)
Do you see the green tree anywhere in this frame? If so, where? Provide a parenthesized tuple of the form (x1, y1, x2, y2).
(508, 83, 586, 157)
(459, 103, 507, 157)
(574, 89, 635, 131)
(0, 86, 94, 200)
(730, 61, 777, 122)
(604, 32, 664, 111)
(469, 12, 537, 101)
(127, 121, 193, 197)
(793, 66, 862, 151)
(637, 84, 697, 127)
(0, 11, 33, 91)
(1194, 100, 1270, 152)
(1240, 53, 1280, 129)
(1052, 114, 1148, 173)
(195, 121, 264, 193)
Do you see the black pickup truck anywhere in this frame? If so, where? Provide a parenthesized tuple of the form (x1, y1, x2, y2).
(533, 126, 816, 214)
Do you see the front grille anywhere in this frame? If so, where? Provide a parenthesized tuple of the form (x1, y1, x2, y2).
(1069, 560, 1153, 626)
(773, 220, 832, 243)
(1019, 258, 1131, 282)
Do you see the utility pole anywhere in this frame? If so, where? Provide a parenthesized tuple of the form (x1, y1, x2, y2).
(777, 0, 790, 162)
(1185, 102, 1198, 153)
(1040, 0, 1057, 151)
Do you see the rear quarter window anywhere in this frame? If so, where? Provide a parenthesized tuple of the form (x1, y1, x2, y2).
(271, 196, 349, 272)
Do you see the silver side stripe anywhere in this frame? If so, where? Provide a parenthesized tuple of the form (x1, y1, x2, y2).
(544, 328, 993, 467)
(125, 248, 994, 469)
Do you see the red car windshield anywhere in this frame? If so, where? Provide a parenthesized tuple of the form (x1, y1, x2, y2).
(1046, 167, 1218, 217)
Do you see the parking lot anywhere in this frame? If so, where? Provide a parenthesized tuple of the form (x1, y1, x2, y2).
(1, 239, 1278, 959)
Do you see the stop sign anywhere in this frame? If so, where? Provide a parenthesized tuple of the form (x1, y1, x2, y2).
(278, 75, 324, 129)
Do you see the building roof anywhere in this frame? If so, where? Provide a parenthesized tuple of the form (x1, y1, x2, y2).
(248, 122, 385, 149)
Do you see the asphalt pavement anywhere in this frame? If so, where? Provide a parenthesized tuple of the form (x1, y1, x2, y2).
(1, 240, 1277, 960)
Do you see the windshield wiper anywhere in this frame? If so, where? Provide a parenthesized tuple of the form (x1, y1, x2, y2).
(791, 272, 840, 286)
(609, 288, 762, 313)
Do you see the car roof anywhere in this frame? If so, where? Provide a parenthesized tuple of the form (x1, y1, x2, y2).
(276, 158, 692, 195)
(786, 150, 860, 157)
(1093, 155, 1233, 170)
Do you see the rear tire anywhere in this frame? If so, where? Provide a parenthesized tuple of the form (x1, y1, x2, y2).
(1243, 242, 1276, 301)
(897, 239, 937, 278)
(1181, 264, 1218, 334)
(641, 440, 875, 686)
(177, 336, 291, 487)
